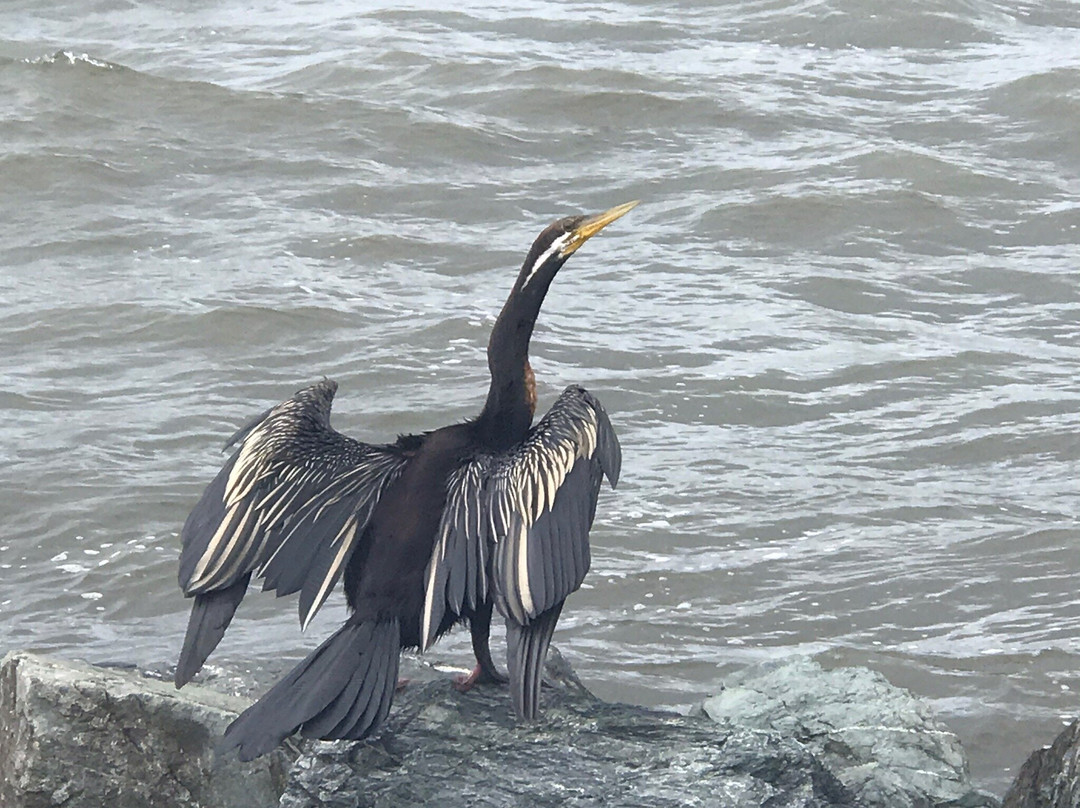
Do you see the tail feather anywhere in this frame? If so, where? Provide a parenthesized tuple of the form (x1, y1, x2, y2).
(219, 617, 400, 761)
(505, 602, 564, 721)
(175, 574, 250, 688)
(302, 621, 390, 740)
(301, 658, 371, 739)
(330, 636, 395, 740)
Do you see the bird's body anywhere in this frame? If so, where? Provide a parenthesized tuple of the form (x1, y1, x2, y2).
(175, 203, 634, 760)
(342, 422, 483, 647)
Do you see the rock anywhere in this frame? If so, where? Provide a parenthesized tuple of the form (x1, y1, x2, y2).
(281, 649, 857, 808)
(0, 648, 1010, 808)
(0, 651, 288, 808)
(1002, 719, 1080, 808)
(702, 657, 999, 808)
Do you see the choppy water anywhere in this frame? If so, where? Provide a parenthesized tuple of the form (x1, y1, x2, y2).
(2, 0, 1079, 795)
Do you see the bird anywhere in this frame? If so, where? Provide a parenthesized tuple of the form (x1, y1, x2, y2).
(174, 201, 634, 761)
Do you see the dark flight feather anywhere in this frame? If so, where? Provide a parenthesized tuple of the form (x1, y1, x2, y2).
(175, 380, 407, 686)
(420, 385, 620, 650)
(219, 617, 400, 762)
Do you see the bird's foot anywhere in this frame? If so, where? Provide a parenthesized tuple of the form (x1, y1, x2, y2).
(395, 677, 411, 692)
(453, 663, 508, 692)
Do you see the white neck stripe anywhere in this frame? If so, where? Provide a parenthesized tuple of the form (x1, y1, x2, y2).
(522, 234, 570, 289)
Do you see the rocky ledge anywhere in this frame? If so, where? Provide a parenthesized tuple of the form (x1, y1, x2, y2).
(1003, 719, 1080, 808)
(281, 651, 854, 808)
(0, 651, 289, 808)
(0, 648, 1004, 808)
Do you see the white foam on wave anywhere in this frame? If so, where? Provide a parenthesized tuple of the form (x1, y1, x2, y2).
(24, 50, 115, 69)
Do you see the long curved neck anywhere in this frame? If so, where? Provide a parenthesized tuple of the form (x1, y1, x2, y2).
(476, 272, 552, 447)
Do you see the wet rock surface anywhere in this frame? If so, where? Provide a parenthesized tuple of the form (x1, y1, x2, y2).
(702, 657, 1000, 808)
(0, 648, 1027, 808)
(1002, 720, 1080, 808)
(282, 651, 856, 808)
(0, 651, 288, 808)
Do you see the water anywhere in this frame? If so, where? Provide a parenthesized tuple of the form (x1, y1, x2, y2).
(2, 0, 1079, 795)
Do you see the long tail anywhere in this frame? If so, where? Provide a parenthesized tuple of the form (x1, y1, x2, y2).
(505, 602, 564, 721)
(219, 617, 400, 762)
(175, 573, 250, 688)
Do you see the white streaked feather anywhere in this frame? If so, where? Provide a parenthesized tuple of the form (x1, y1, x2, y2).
(515, 518, 534, 618)
(210, 518, 259, 589)
(225, 440, 263, 506)
(525, 455, 540, 520)
(533, 462, 548, 517)
(420, 525, 446, 650)
(301, 518, 358, 631)
(253, 478, 308, 528)
(189, 502, 243, 586)
(579, 421, 596, 459)
(417, 387, 616, 641)
(510, 477, 527, 528)
(191, 501, 256, 590)
(543, 458, 559, 514)
(564, 443, 576, 471)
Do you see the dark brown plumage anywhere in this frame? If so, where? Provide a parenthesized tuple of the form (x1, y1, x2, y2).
(175, 202, 635, 760)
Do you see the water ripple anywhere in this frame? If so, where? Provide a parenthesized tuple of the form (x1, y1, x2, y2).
(2, 0, 1079, 795)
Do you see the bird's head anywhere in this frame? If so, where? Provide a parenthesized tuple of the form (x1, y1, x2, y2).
(516, 200, 639, 294)
(481, 200, 639, 435)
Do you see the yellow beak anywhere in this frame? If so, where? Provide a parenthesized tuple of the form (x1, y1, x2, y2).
(562, 200, 640, 257)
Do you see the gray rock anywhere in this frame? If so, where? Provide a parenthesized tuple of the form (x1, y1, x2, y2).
(281, 650, 856, 808)
(0, 648, 1011, 808)
(0, 651, 288, 808)
(1002, 719, 1080, 808)
(702, 657, 999, 808)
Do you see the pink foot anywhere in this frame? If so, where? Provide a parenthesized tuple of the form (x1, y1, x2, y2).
(453, 664, 483, 693)
(395, 677, 410, 692)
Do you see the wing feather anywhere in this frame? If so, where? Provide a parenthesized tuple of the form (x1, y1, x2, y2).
(419, 385, 619, 650)
(179, 379, 408, 629)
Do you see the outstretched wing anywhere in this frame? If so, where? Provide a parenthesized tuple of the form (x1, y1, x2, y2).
(420, 385, 620, 649)
(179, 379, 408, 631)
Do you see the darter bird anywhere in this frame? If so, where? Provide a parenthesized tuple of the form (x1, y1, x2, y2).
(175, 202, 635, 760)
